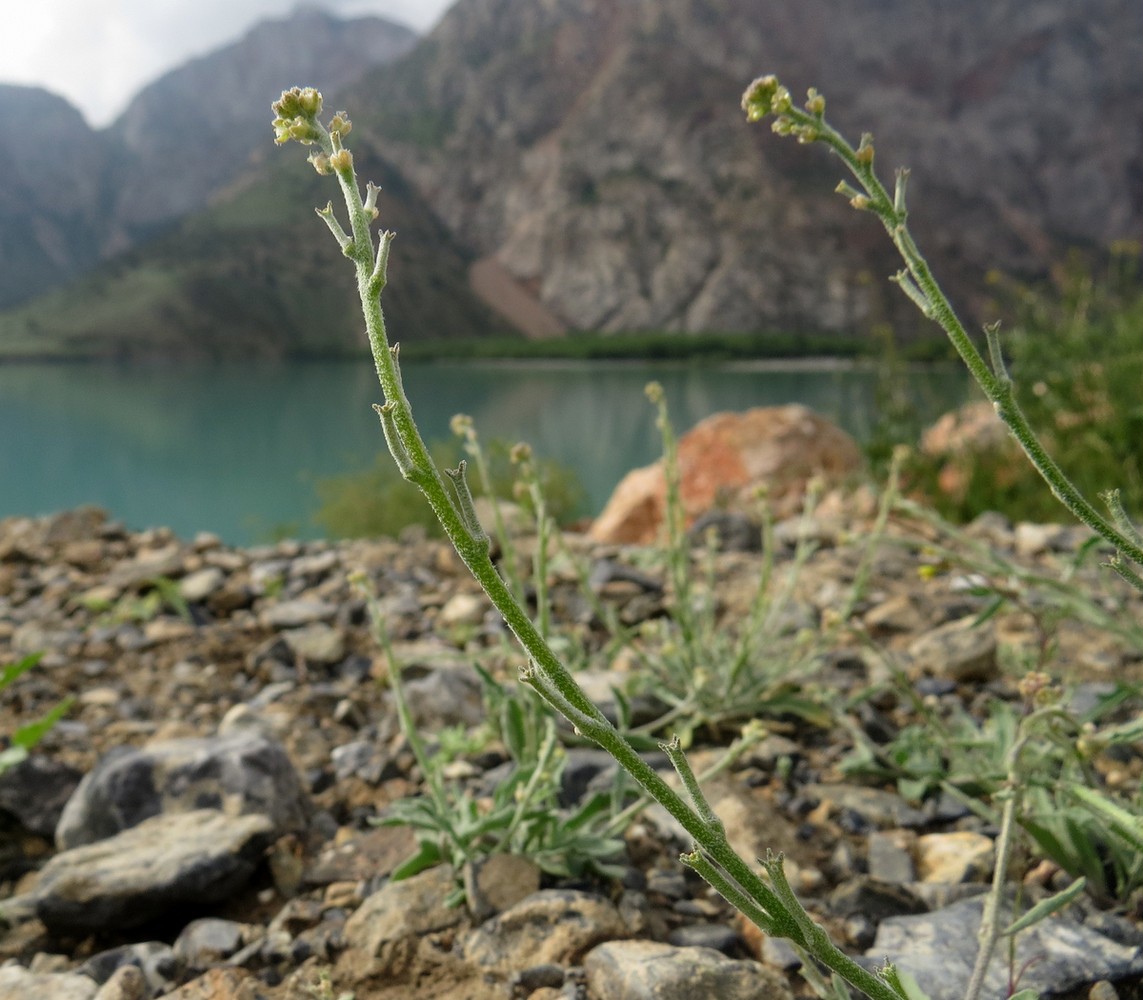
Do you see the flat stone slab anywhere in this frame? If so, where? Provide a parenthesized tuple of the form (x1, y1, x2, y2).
(35, 809, 274, 933)
(864, 895, 1143, 999)
(56, 730, 310, 850)
(584, 940, 793, 1000)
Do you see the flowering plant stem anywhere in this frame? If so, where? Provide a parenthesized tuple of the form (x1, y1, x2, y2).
(740, 76, 1143, 585)
(271, 87, 908, 1000)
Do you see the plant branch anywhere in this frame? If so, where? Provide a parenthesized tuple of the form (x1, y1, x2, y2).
(741, 76, 1143, 577)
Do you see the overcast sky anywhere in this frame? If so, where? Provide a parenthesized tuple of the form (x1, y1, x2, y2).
(1, 1, 454, 128)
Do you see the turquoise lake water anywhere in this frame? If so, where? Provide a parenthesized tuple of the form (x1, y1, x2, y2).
(0, 359, 970, 544)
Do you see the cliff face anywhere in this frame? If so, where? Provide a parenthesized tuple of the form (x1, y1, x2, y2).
(351, 0, 1143, 338)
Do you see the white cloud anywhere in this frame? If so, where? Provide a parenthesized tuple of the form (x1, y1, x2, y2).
(0, 0, 452, 127)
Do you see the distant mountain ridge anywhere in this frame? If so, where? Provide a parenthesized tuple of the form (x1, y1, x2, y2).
(3, 0, 1141, 357)
(102, 7, 417, 252)
(0, 7, 416, 311)
(0, 87, 107, 309)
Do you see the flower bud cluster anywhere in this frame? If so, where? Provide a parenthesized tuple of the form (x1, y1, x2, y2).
(741, 76, 823, 143)
(450, 413, 475, 438)
(272, 87, 325, 145)
(274, 86, 322, 119)
(307, 151, 333, 175)
(329, 149, 354, 173)
(1075, 721, 1102, 758)
(740, 75, 789, 121)
(1017, 670, 1061, 708)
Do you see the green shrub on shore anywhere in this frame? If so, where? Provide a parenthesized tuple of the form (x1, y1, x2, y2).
(903, 247, 1143, 523)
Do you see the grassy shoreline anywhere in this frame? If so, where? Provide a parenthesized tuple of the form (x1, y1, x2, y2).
(396, 328, 957, 363)
(0, 326, 956, 366)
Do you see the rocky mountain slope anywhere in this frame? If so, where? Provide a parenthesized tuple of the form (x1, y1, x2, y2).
(0, 88, 107, 310)
(101, 7, 417, 252)
(0, 8, 416, 313)
(350, 0, 1143, 340)
(0, 152, 500, 361)
(3, 0, 1141, 355)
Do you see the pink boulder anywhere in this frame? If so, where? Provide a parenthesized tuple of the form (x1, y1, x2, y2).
(588, 405, 863, 545)
(919, 400, 1013, 501)
(920, 400, 1008, 458)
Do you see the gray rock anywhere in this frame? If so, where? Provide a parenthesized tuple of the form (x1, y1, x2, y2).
(401, 662, 485, 729)
(261, 598, 337, 628)
(867, 830, 917, 884)
(1067, 682, 1120, 719)
(828, 877, 928, 923)
(172, 918, 250, 970)
(864, 895, 1143, 999)
(462, 853, 542, 922)
(92, 966, 147, 1000)
(105, 547, 184, 590)
(584, 940, 793, 1000)
(437, 592, 489, 627)
(509, 964, 566, 994)
(281, 623, 346, 665)
(687, 511, 762, 552)
(588, 559, 663, 594)
(665, 923, 739, 954)
(288, 550, 340, 580)
(645, 869, 688, 900)
(0, 967, 97, 1000)
(330, 741, 390, 784)
(79, 942, 177, 997)
(177, 567, 225, 604)
(342, 864, 465, 968)
(56, 729, 310, 849)
(34, 809, 275, 933)
(803, 784, 929, 829)
(560, 748, 620, 807)
(761, 935, 803, 972)
(463, 890, 628, 973)
(908, 617, 998, 684)
(0, 753, 83, 837)
(12, 620, 83, 654)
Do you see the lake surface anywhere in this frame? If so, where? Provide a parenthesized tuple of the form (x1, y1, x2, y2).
(0, 359, 970, 544)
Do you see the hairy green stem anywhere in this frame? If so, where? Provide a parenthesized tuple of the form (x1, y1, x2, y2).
(963, 732, 1027, 1000)
(452, 417, 527, 605)
(493, 718, 559, 855)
